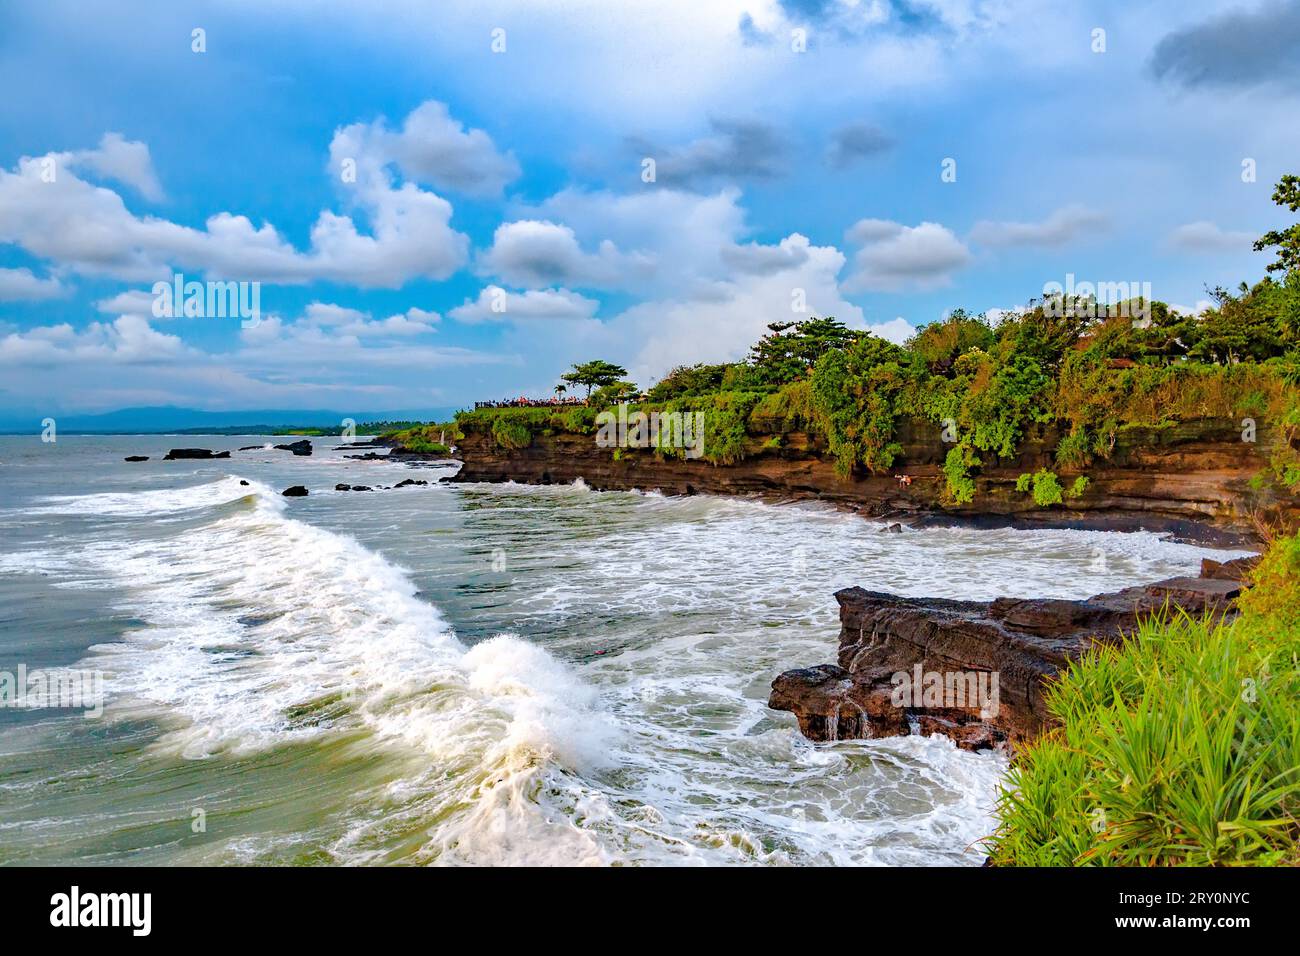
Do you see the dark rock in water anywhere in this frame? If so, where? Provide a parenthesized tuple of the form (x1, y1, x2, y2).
(351, 485, 372, 492)
(274, 439, 313, 456)
(163, 448, 230, 460)
(281, 485, 309, 497)
(239, 480, 250, 486)
(882, 523, 903, 533)
(335, 483, 352, 491)
(124, 455, 149, 462)
(345, 452, 388, 461)
(394, 478, 429, 488)
(769, 558, 1254, 750)
(238, 444, 265, 451)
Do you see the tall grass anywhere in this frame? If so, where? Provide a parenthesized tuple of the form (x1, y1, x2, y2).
(987, 534, 1300, 865)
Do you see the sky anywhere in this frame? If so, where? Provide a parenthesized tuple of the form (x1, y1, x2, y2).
(0, 0, 1298, 420)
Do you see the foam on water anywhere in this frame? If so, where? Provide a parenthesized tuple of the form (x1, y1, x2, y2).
(1, 473, 1249, 865)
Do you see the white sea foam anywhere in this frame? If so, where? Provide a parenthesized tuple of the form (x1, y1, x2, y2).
(7, 474, 1250, 866)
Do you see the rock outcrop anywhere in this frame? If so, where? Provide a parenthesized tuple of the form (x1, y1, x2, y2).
(451, 417, 1298, 545)
(274, 439, 313, 456)
(124, 455, 149, 462)
(163, 448, 230, 460)
(768, 556, 1258, 750)
(281, 485, 309, 497)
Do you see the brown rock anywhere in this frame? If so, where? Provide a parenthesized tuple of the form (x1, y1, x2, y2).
(769, 559, 1254, 749)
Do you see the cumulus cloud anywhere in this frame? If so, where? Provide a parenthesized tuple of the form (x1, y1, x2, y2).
(0, 314, 190, 366)
(449, 286, 600, 323)
(67, 132, 165, 201)
(329, 100, 519, 198)
(95, 288, 158, 318)
(968, 204, 1108, 247)
(628, 118, 787, 187)
(478, 219, 652, 288)
(842, 218, 971, 291)
(1167, 220, 1257, 253)
(825, 122, 893, 167)
(0, 266, 66, 302)
(0, 118, 471, 286)
(1150, 1, 1300, 90)
(720, 234, 812, 275)
(292, 301, 441, 337)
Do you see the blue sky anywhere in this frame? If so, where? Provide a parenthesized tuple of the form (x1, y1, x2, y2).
(1, 0, 1298, 419)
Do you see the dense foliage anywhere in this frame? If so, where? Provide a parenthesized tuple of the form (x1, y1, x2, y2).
(456, 173, 1300, 498)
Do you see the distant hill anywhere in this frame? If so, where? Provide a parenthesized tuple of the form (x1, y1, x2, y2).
(0, 406, 463, 435)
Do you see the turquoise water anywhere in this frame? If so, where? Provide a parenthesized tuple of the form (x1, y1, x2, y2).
(0, 435, 1243, 865)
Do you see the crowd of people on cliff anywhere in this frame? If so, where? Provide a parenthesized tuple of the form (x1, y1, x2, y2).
(473, 395, 588, 409)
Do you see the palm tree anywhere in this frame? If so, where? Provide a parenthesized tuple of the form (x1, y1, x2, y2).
(554, 383, 567, 400)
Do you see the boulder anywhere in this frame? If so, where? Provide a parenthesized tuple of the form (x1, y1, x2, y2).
(274, 439, 313, 456)
(281, 485, 309, 497)
(163, 448, 231, 460)
(394, 478, 429, 488)
(124, 455, 149, 462)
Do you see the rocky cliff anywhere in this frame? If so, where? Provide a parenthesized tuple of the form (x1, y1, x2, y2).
(767, 555, 1256, 751)
(450, 417, 1298, 546)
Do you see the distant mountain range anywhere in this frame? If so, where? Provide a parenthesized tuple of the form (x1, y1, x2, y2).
(0, 406, 462, 435)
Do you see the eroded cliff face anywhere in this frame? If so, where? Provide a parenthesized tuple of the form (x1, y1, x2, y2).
(767, 557, 1255, 751)
(450, 417, 1298, 545)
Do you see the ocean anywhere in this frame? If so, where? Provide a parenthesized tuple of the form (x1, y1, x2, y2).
(0, 435, 1244, 865)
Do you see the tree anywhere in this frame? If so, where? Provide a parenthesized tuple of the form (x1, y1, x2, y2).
(553, 383, 567, 399)
(747, 317, 863, 386)
(591, 380, 639, 407)
(1255, 173, 1300, 277)
(643, 363, 731, 402)
(906, 309, 995, 375)
(561, 360, 630, 399)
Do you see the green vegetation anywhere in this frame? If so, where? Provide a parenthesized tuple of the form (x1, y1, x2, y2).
(1015, 468, 1066, 507)
(452, 173, 1300, 497)
(987, 533, 1300, 866)
(561, 359, 629, 399)
(380, 422, 460, 454)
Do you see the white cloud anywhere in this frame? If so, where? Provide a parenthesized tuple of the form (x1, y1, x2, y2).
(264, 301, 442, 340)
(1166, 220, 1256, 254)
(0, 314, 190, 365)
(0, 266, 65, 302)
(449, 286, 600, 323)
(67, 132, 165, 202)
(498, 234, 910, 386)
(0, 119, 471, 286)
(720, 234, 811, 275)
(842, 218, 971, 292)
(478, 219, 651, 288)
(329, 100, 519, 198)
(968, 204, 1108, 247)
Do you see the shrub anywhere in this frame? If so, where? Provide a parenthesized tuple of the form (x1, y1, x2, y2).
(943, 445, 979, 504)
(1030, 468, 1064, 506)
(1055, 430, 1093, 469)
(491, 417, 532, 450)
